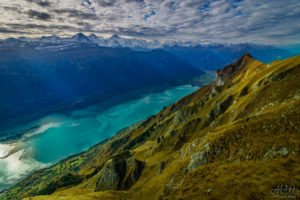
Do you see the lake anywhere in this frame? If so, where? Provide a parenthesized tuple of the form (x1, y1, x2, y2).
(0, 84, 198, 190)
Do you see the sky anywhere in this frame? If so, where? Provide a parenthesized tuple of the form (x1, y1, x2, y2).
(0, 0, 300, 44)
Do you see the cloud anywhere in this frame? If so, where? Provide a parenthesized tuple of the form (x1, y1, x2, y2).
(6, 23, 77, 31)
(182, 0, 210, 8)
(27, 10, 52, 20)
(0, 27, 27, 34)
(52, 8, 99, 20)
(0, 0, 299, 44)
(94, 0, 117, 7)
(124, 0, 144, 4)
(25, 0, 51, 7)
(1, 6, 21, 12)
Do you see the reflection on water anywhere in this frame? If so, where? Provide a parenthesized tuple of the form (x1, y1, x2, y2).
(0, 85, 198, 190)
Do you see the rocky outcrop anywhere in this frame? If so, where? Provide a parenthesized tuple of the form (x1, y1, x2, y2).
(202, 95, 233, 128)
(264, 147, 289, 159)
(215, 73, 225, 86)
(187, 142, 211, 171)
(215, 53, 254, 86)
(95, 151, 144, 191)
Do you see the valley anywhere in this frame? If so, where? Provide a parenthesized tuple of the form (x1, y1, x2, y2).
(2, 54, 299, 200)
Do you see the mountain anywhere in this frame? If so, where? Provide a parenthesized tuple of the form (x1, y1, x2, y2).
(2, 54, 299, 200)
(39, 36, 62, 43)
(0, 34, 294, 69)
(0, 44, 203, 135)
(70, 33, 93, 43)
(88, 34, 104, 43)
(162, 43, 295, 70)
(88, 34, 161, 49)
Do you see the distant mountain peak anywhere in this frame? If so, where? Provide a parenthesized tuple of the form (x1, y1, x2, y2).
(71, 33, 92, 43)
(88, 33, 98, 39)
(89, 33, 97, 37)
(110, 34, 121, 39)
(72, 32, 87, 38)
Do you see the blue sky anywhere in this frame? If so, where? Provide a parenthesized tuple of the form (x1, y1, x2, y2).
(0, 0, 299, 44)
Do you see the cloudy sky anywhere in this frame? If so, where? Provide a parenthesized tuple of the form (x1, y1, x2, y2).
(0, 0, 300, 44)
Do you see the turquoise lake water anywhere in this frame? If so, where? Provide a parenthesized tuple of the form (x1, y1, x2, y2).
(0, 85, 198, 190)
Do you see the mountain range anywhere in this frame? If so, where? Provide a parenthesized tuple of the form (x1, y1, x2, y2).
(2, 54, 299, 200)
(0, 33, 295, 70)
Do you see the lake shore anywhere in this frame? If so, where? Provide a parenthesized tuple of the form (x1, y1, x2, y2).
(0, 84, 200, 190)
(0, 76, 206, 143)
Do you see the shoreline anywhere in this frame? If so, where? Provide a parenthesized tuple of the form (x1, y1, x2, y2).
(0, 77, 205, 143)
(0, 82, 203, 191)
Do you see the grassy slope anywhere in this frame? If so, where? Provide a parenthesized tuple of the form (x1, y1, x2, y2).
(2, 54, 300, 200)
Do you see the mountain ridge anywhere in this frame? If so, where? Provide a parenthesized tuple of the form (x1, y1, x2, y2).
(215, 53, 255, 86)
(2, 53, 299, 200)
(0, 33, 295, 70)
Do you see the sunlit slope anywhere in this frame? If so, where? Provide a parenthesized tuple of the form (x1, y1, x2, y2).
(2, 54, 300, 200)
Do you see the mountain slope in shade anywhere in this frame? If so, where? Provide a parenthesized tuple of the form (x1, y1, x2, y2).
(1, 54, 300, 200)
(0, 45, 203, 134)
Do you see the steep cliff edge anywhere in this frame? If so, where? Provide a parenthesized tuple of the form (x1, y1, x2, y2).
(1, 54, 300, 200)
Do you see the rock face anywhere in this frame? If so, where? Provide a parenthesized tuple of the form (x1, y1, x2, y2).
(187, 142, 211, 171)
(95, 151, 144, 191)
(202, 95, 233, 128)
(215, 73, 225, 86)
(215, 53, 254, 86)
